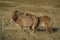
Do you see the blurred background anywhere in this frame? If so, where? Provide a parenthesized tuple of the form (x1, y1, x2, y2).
(0, 0, 60, 40)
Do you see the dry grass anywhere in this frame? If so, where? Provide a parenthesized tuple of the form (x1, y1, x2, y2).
(0, 0, 60, 40)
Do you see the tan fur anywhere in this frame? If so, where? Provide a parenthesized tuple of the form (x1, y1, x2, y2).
(11, 11, 38, 33)
(38, 15, 52, 33)
(11, 10, 53, 33)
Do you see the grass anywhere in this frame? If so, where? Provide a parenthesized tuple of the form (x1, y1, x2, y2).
(0, 0, 60, 5)
(0, 0, 60, 40)
(0, 2, 14, 7)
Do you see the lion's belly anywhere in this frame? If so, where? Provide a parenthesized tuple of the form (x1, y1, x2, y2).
(22, 16, 33, 27)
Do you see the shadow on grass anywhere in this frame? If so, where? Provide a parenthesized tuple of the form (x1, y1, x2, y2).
(51, 27, 59, 33)
(36, 27, 59, 33)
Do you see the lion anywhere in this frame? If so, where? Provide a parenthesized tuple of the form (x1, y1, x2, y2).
(11, 10, 53, 33)
(11, 10, 38, 33)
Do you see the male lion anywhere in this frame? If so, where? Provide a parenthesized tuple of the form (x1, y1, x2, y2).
(11, 10, 38, 33)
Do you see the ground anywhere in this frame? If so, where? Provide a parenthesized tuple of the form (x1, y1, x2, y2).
(0, 0, 60, 40)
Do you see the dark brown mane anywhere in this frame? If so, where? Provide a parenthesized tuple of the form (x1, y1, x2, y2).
(12, 10, 18, 22)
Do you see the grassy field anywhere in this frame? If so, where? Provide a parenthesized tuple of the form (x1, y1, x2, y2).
(0, 0, 60, 40)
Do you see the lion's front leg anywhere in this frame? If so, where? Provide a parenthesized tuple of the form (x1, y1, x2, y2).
(31, 17, 38, 33)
